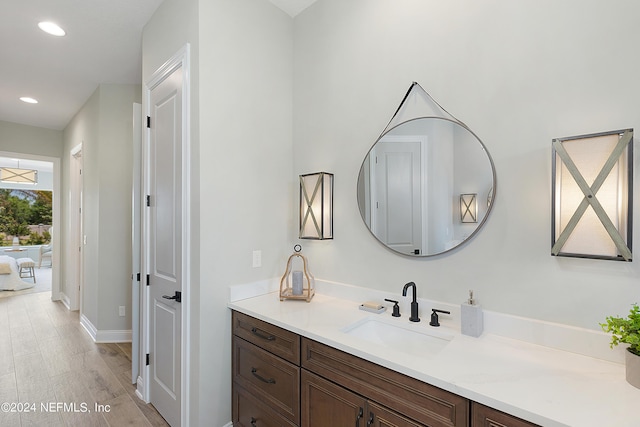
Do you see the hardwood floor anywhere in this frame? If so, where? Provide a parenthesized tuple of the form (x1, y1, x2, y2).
(0, 290, 170, 426)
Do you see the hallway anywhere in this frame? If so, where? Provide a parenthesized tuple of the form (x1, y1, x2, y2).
(0, 291, 169, 426)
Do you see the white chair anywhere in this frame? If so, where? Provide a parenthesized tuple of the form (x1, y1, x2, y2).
(39, 243, 52, 268)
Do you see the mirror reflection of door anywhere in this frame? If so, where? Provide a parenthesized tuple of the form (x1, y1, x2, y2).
(357, 117, 496, 257)
(369, 136, 425, 255)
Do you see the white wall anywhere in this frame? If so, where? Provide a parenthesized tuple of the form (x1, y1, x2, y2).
(96, 84, 140, 330)
(62, 84, 140, 331)
(0, 120, 63, 158)
(63, 89, 100, 320)
(199, 0, 293, 423)
(293, 0, 640, 330)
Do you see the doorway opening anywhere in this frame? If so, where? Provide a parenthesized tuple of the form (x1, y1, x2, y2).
(0, 154, 59, 299)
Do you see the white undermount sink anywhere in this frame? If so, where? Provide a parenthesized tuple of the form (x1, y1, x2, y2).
(342, 317, 453, 358)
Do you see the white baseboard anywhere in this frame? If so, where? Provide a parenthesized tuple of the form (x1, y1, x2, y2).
(221, 423, 233, 427)
(79, 314, 132, 343)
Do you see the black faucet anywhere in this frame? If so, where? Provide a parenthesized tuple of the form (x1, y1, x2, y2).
(402, 282, 420, 322)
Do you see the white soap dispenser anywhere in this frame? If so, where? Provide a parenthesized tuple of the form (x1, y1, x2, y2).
(461, 290, 483, 337)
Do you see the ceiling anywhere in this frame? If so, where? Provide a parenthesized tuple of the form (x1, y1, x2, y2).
(0, 0, 316, 132)
(0, 0, 164, 131)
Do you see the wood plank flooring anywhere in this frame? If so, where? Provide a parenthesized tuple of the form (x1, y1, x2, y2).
(0, 290, 170, 426)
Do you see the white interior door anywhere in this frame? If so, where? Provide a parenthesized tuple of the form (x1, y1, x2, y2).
(371, 138, 423, 255)
(147, 64, 183, 427)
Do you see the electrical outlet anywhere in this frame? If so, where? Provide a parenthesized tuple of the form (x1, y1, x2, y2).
(252, 250, 262, 268)
(119, 306, 125, 317)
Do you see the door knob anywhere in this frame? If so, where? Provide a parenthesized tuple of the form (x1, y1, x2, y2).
(162, 291, 181, 303)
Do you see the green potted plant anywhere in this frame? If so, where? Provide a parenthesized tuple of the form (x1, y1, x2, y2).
(600, 303, 640, 389)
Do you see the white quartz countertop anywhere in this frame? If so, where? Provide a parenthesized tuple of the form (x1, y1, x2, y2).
(228, 291, 639, 427)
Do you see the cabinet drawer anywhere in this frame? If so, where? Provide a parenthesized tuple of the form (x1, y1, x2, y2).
(233, 383, 297, 427)
(471, 402, 540, 427)
(233, 336, 300, 423)
(302, 338, 468, 427)
(233, 310, 300, 364)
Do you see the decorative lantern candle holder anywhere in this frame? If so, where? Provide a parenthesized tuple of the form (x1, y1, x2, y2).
(280, 245, 315, 302)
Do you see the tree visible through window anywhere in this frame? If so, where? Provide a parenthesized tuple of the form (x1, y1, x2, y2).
(0, 189, 52, 246)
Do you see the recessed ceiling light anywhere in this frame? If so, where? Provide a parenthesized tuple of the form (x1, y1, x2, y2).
(38, 21, 66, 37)
(20, 97, 38, 104)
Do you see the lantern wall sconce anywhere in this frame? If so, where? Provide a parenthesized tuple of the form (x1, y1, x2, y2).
(551, 129, 633, 261)
(299, 172, 333, 240)
(460, 194, 478, 223)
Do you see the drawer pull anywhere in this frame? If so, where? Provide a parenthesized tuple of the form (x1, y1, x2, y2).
(251, 327, 275, 341)
(356, 407, 363, 426)
(251, 367, 276, 384)
(250, 417, 257, 426)
(367, 412, 374, 427)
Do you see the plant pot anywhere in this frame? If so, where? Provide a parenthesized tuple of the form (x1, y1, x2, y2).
(626, 348, 640, 389)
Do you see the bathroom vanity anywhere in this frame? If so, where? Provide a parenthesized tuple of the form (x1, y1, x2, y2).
(232, 309, 536, 426)
(229, 289, 637, 427)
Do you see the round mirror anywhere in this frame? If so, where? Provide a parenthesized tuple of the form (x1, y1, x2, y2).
(357, 117, 496, 257)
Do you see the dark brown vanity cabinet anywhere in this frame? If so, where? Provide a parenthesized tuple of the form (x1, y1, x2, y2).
(232, 311, 301, 426)
(232, 310, 540, 427)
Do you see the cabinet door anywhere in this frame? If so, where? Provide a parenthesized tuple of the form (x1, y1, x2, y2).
(302, 369, 366, 427)
(471, 402, 541, 427)
(367, 401, 424, 427)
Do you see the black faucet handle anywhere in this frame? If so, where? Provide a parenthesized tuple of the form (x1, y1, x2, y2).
(429, 309, 450, 327)
(384, 299, 401, 317)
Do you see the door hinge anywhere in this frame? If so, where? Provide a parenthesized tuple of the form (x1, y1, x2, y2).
(146, 195, 151, 207)
(136, 273, 141, 282)
(146, 274, 150, 286)
(146, 116, 151, 128)
(146, 353, 150, 366)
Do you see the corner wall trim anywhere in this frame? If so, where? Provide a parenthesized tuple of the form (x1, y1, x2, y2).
(60, 292, 71, 310)
(135, 376, 148, 403)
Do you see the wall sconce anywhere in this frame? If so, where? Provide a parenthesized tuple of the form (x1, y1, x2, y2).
(299, 172, 333, 240)
(460, 193, 477, 223)
(552, 129, 633, 261)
